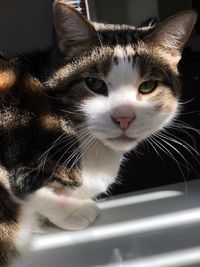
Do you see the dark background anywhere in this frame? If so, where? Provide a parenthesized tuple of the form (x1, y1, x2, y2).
(0, 0, 200, 195)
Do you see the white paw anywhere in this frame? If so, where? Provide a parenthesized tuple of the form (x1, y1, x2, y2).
(64, 200, 99, 230)
(49, 200, 100, 231)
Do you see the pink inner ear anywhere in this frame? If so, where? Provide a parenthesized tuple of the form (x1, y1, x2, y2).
(168, 49, 181, 66)
(171, 50, 179, 57)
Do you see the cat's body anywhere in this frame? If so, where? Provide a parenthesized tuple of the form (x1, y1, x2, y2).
(0, 1, 197, 266)
(0, 27, 122, 267)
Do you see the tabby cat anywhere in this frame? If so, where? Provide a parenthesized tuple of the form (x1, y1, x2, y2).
(0, 0, 197, 266)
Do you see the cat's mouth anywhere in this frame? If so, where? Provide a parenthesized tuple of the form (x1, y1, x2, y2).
(107, 135, 137, 143)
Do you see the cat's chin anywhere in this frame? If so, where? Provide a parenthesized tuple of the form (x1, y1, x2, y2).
(102, 136, 138, 153)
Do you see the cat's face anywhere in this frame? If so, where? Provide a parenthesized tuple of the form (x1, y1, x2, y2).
(50, 1, 197, 153)
(80, 44, 179, 152)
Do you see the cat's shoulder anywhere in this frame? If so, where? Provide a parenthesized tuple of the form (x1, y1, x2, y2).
(0, 48, 53, 95)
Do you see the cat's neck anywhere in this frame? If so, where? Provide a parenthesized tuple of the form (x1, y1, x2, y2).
(82, 141, 122, 170)
(74, 141, 123, 199)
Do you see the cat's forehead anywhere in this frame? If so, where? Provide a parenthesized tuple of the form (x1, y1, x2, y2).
(107, 45, 138, 86)
(112, 45, 136, 64)
(49, 43, 172, 89)
(107, 43, 175, 86)
(93, 22, 153, 46)
(49, 25, 175, 89)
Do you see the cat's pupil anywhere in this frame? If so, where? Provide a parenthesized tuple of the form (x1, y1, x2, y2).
(85, 78, 108, 96)
(139, 81, 158, 94)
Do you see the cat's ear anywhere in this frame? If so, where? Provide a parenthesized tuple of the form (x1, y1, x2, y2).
(146, 10, 197, 63)
(53, 0, 96, 55)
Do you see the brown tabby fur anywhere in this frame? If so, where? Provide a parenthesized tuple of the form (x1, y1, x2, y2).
(0, 1, 197, 265)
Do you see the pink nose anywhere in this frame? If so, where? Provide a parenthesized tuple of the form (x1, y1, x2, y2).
(111, 105, 136, 130)
(111, 115, 136, 130)
(112, 117, 134, 130)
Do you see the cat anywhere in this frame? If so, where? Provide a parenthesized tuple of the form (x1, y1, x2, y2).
(0, 0, 197, 266)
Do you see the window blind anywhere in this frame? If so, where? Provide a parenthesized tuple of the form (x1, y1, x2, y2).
(67, 0, 88, 17)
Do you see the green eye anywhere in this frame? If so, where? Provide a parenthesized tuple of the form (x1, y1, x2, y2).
(85, 78, 108, 96)
(138, 81, 158, 94)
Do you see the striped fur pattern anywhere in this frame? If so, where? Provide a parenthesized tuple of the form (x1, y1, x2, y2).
(0, 0, 197, 265)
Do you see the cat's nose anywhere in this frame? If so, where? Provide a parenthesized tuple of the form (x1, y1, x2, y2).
(111, 107, 136, 130)
(112, 117, 134, 130)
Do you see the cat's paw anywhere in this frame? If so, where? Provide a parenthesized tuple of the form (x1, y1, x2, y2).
(51, 200, 99, 231)
(63, 200, 99, 230)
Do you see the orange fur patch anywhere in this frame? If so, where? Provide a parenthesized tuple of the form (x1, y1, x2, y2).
(149, 85, 178, 113)
(0, 71, 16, 92)
(39, 114, 61, 131)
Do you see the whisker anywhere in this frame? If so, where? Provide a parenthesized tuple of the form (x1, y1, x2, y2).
(146, 136, 161, 157)
(159, 131, 199, 156)
(156, 132, 200, 177)
(168, 125, 198, 151)
(37, 122, 91, 175)
(53, 132, 92, 174)
(69, 136, 96, 171)
(172, 120, 200, 134)
(178, 92, 200, 105)
(151, 135, 188, 196)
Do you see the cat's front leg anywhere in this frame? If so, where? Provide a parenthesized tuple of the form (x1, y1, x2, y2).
(31, 187, 99, 230)
(33, 162, 99, 230)
(46, 198, 99, 230)
(0, 181, 21, 267)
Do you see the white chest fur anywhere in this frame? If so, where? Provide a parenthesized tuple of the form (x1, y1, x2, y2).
(15, 144, 122, 250)
(73, 142, 122, 199)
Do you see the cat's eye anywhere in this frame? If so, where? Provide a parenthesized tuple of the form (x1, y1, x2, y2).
(85, 78, 108, 96)
(138, 81, 158, 94)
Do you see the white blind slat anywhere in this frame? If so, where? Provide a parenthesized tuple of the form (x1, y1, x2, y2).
(67, 0, 87, 16)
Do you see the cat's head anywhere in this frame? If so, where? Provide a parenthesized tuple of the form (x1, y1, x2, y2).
(49, 0, 197, 153)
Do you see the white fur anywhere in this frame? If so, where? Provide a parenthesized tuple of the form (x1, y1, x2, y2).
(15, 135, 122, 251)
(74, 142, 122, 199)
(15, 45, 178, 252)
(33, 188, 99, 230)
(82, 46, 177, 152)
(15, 187, 100, 250)
(15, 201, 38, 253)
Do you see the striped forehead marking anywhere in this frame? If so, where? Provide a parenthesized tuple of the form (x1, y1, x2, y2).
(107, 45, 139, 87)
(113, 45, 136, 67)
